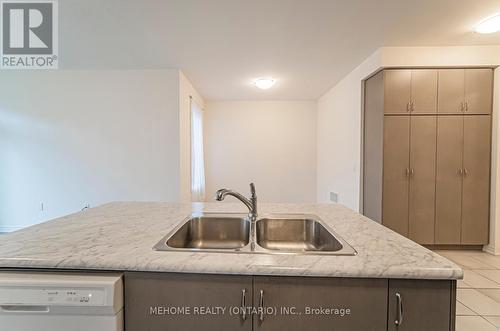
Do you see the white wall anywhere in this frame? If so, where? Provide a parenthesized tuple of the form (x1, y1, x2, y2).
(0, 70, 181, 231)
(179, 71, 205, 202)
(317, 51, 382, 210)
(316, 46, 500, 252)
(205, 100, 317, 203)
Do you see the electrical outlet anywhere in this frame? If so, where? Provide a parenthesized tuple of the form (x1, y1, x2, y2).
(329, 192, 338, 203)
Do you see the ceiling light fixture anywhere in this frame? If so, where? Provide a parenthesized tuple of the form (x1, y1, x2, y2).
(475, 13, 500, 34)
(253, 77, 276, 90)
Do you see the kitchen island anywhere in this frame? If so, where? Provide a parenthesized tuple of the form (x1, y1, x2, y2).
(0, 202, 462, 330)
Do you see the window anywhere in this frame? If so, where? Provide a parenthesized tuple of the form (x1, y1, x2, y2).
(190, 98, 206, 202)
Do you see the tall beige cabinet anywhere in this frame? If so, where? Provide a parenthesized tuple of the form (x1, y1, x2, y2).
(363, 68, 493, 246)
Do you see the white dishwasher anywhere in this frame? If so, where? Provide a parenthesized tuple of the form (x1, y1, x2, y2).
(0, 272, 123, 331)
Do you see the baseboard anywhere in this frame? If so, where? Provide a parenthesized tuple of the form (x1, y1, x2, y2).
(424, 244, 484, 251)
(483, 245, 499, 256)
(424, 244, 499, 256)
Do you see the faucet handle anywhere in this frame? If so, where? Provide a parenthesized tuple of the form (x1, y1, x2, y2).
(250, 183, 256, 198)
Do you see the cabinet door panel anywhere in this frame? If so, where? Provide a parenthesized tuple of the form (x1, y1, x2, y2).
(388, 280, 453, 331)
(124, 272, 252, 331)
(465, 69, 493, 114)
(435, 116, 463, 244)
(462, 115, 491, 244)
(438, 69, 464, 114)
(411, 70, 437, 114)
(409, 116, 437, 244)
(383, 116, 410, 236)
(384, 70, 411, 114)
(254, 277, 387, 331)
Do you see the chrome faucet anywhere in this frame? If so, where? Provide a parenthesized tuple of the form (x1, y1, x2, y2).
(215, 183, 258, 219)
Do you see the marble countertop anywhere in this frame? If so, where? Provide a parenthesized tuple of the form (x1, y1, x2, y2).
(0, 202, 462, 280)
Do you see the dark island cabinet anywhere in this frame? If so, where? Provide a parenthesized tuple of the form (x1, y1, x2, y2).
(388, 280, 455, 331)
(124, 272, 456, 331)
(124, 272, 253, 331)
(252, 276, 387, 331)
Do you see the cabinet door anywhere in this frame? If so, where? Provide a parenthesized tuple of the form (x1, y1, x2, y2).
(462, 115, 491, 244)
(435, 116, 463, 244)
(465, 69, 493, 114)
(124, 272, 252, 331)
(384, 70, 411, 114)
(253, 277, 387, 331)
(411, 70, 437, 114)
(438, 69, 465, 114)
(409, 116, 437, 244)
(383, 116, 410, 236)
(388, 280, 454, 331)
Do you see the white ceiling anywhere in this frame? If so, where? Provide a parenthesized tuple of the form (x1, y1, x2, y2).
(60, 0, 500, 100)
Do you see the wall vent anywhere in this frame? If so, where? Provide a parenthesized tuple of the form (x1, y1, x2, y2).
(329, 192, 338, 203)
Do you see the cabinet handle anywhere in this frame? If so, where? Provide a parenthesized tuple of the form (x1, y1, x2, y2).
(459, 168, 463, 176)
(461, 102, 465, 112)
(410, 101, 414, 112)
(259, 290, 265, 322)
(410, 168, 414, 176)
(406, 102, 411, 112)
(464, 168, 468, 176)
(405, 168, 410, 177)
(241, 289, 247, 321)
(395, 292, 404, 326)
(465, 101, 469, 112)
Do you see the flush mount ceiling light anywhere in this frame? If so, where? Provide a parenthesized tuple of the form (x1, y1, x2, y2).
(252, 77, 276, 90)
(475, 13, 500, 34)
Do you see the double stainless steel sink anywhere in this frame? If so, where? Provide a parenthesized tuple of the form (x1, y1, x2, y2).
(153, 213, 356, 255)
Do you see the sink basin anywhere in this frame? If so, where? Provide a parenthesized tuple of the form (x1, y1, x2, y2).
(256, 217, 342, 252)
(153, 213, 250, 251)
(255, 215, 357, 255)
(154, 213, 356, 255)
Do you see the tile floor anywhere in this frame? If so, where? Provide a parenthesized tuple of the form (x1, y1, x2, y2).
(435, 250, 500, 331)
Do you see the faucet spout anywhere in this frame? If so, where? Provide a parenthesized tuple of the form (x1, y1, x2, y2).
(215, 188, 230, 201)
(214, 183, 258, 218)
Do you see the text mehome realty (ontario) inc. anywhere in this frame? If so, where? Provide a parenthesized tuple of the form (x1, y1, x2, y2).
(148, 305, 353, 318)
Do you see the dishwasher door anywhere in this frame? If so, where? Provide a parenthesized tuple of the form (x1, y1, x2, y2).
(0, 272, 123, 331)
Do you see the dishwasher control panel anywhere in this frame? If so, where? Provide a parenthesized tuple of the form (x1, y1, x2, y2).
(0, 287, 106, 306)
